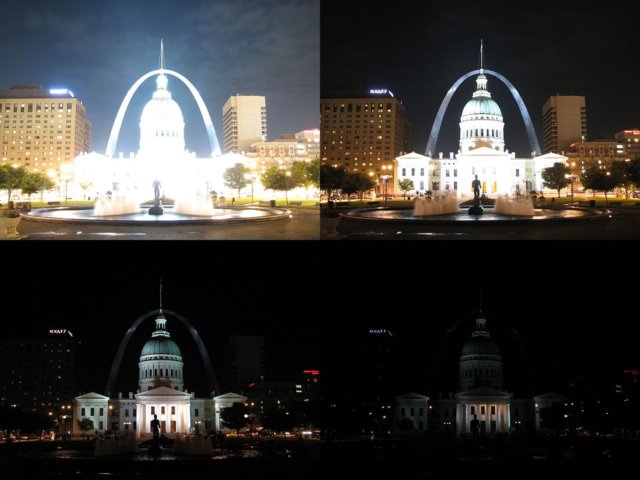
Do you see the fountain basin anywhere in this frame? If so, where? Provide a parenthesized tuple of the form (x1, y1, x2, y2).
(22, 206, 291, 226)
(340, 206, 610, 225)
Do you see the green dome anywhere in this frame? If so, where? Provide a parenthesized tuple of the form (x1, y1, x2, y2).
(141, 337, 182, 357)
(460, 336, 501, 357)
(461, 98, 503, 118)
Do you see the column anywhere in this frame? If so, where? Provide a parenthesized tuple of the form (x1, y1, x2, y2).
(137, 403, 145, 439)
(185, 401, 191, 433)
(456, 404, 464, 436)
(178, 404, 185, 433)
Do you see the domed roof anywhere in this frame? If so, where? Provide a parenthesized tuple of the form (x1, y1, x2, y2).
(460, 336, 501, 357)
(461, 97, 503, 118)
(141, 337, 182, 357)
(140, 74, 184, 125)
(140, 96, 184, 124)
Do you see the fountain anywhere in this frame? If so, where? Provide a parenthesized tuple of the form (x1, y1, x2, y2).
(94, 194, 140, 217)
(174, 195, 218, 216)
(494, 195, 534, 217)
(174, 434, 214, 456)
(94, 433, 138, 456)
(413, 192, 460, 216)
(21, 43, 291, 227)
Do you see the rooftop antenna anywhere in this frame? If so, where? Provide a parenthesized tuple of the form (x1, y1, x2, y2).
(159, 278, 163, 313)
(479, 39, 485, 73)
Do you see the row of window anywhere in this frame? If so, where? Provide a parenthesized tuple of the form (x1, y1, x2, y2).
(143, 367, 181, 379)
(4, 103, 73, 113)
(150, 405, 177, 415)
(470, 405, 496, 416)
(462, 128, 503, 139)
(400, 406, 424, 417)
(324, 103, 394, 113)
(461, 367, 500, 378)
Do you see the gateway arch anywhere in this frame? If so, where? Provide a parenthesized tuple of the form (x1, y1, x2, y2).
(425, 69, 541, 157)
(105, 309, 220, 397)
(105, 69, 221, 157)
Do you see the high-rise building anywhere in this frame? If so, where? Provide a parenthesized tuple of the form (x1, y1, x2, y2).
(615, 130, 640, 160)
(219, 336, 266, 394)
(542, 95, 587, 154)
(222, 95, 267, 153)
(0, 329, 77, 415)
(0, 85, 91, 175)
(321, 88, 411, 192)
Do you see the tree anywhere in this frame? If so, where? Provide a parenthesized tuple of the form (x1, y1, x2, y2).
(340, 172, 375, 202)
(20, 173, 41, 200)
(220, 403, 247, 435)
(291, 160, 319, 199)
(260, 406, 297, 433)
(610, 161, 634, 199)
(77, 418, 94, 437)
(0, 164, 29, 204)
(398, 178, 415, 199)
(625, 158, 640, 191)
(541, 162, 570, 198)
(223, 163, 251, 198)
(320, 164, 347, 201)
(580, 166, 618, 207)
(307, 158, 320, 189)
(79, 181, 93, 200)
(260, 166, 302, 206)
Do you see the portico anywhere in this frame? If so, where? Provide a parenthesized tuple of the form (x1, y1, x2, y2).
(135, 387, 192, 438)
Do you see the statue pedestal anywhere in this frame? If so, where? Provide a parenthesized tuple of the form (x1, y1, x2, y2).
(468, 205, 484, 216)
(148, 206, 164, 216)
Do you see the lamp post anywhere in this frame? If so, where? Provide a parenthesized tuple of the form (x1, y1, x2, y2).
(567, 174, 576, 205)
(380, 175, 391, 203)
(245, 173, 257, 204)
(60, 163, 74, 206)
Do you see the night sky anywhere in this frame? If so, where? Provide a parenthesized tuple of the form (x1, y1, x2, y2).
(3, 242, 637, 400)
(321, 0, 640, 156)
(0, 0, 319, 156)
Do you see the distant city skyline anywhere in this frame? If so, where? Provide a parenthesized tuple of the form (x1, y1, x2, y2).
(0, 0, 319, 157)
(322, 1, 640, 156)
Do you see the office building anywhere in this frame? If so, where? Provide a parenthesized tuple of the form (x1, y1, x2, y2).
(0, 85, 91, 175)
(222, 95, 267, 153)
(615, 130, 640, 160)
(0, 329, 77, 415)
(321, 88, 411, 192)
(542, 95, 587, 154)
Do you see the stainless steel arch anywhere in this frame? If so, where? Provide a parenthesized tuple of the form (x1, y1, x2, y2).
(425, 69, 541, 157)
(105, 69, 221, 157)
(105, 309, 220, 397)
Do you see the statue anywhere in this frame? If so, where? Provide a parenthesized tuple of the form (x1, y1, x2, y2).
(468, 174, 484, 216)
(153, 179, 161, 206)
(472, 175, 481, 201)
(149, 179, 164, 215)
(151, 414, 160, 440)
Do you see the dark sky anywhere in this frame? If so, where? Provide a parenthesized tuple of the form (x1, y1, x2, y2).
(0, 0, 319, 156)
(321, 0, 640, 156)
(2, 242, 636, 400)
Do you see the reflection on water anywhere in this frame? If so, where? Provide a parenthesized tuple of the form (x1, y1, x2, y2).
(30, 207, 283, 222)
(37, 447, 264, 461)
(350, 208, 598, 222)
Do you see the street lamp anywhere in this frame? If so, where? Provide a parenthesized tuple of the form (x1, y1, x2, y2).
(380, 175, 391, 203)
(565, 174, 577, 205)
(245, 173, 257, 204)
(60, 163, 74, 206)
